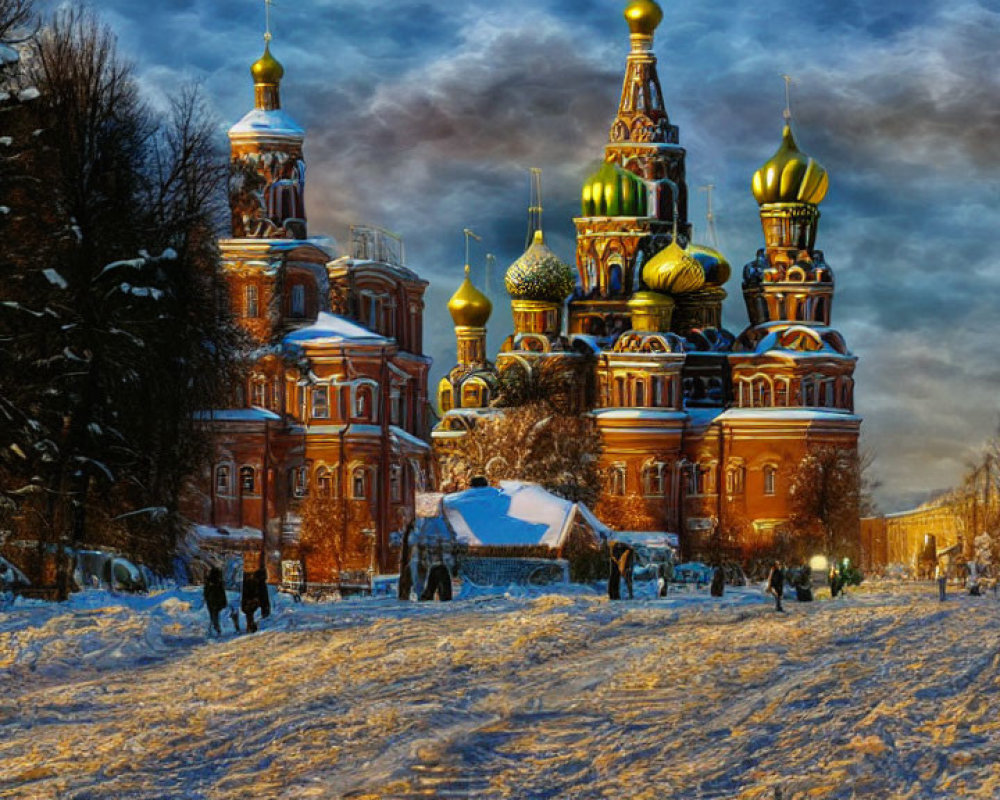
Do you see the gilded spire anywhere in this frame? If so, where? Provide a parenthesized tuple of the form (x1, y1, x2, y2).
(251, 0, 283, 110)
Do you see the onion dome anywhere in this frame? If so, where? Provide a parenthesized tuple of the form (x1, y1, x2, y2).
(688, 243, 732, 287)
(505, 230, 576, 302)
(642, 240, 706, 294)
(624, 0, 663, 36)
(752, 125, 828, 206)
(448, 265, 492, 328)
(251, 44, 284, 85)
(581, 161, 648, 217)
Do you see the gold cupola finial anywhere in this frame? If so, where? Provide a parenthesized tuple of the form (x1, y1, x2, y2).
(449, 264, 493, 329)
(449, 230, 492, 328)
(752, 78, 829, 206)
(251, 0, 284, 110)
(624, 0, 664, 37)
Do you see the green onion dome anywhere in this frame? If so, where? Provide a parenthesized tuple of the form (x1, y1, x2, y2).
(688, 243, 731, 287)
(505, 230, 576, 302)
(581, 161, 648, 217)
(642, 240, 706, 294)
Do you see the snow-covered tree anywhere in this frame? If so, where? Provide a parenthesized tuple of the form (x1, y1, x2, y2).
(438, 401, 602, 507)
(0, 8, 242, 594)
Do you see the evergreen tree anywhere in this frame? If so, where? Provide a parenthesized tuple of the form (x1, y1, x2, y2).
(0, 7, 242, 594)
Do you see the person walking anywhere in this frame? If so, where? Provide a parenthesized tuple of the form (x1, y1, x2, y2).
(609, 541, 635, 600)
(241, 568, 261, 633)
(766, 561, 785, 612)
(828, 565, 841, 599)
(710, 564, 725, 598)
(935, 560, 947, 602)
(255, 566, 271, 620)
(607, 540, 621, 600)
(203, 566, 228, 637)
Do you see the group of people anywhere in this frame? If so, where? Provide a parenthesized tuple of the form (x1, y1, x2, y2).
(202, 565, 271, 636)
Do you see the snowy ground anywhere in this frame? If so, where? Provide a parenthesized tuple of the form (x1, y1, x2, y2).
(1, 580, 999, 800)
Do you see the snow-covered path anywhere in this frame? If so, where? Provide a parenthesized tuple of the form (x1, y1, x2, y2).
(1, 583, 999, 799)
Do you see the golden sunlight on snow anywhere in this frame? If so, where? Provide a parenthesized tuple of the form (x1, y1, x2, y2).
(1, 583, 999, 799)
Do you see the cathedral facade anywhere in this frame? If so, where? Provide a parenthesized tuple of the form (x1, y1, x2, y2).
(190, 41, 432, 586)
(434, 0, 861, 563)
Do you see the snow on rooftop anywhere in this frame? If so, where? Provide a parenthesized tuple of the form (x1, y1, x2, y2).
(443, 481, 589, 548)
(719, 408, 862, 423)
(228, 107, 304, 138)
(193, 407, 282, 422)
(283, 312, 388, 346)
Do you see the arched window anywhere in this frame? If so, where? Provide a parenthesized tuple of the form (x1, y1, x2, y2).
(215, 465, 231, 495)
(462, 382, 481, 408)
(239, 466, 256, 495)
(290, 284, 306, 317)
(288, 466, 308, 498)
(610, 465, 626, 496)
(356, 386, 374, 419)
(642, 464, 665, 496)
(390, 465, 402, 502)
(352, 467, 368, 499)
(440, 386, 453, 413)
(311, 387, 329, 419)
(726, 464, 745, 495)
(316, 467, 335, 498)
(753, 378, 772, 408)
(763, 465, 777, 496)
(775, 380, 788, 407)
(633, 380, 646, 407)
(251, 378, 266, 408)
(245, 285, 259, 318)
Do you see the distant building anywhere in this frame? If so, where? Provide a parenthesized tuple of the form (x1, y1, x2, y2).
(189, 40, 432, 584)
(434, 0, 861, 563)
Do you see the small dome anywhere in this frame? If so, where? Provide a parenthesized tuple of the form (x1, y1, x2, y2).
(643, 240, 706, 294)
(688, 243, 732, 287)
(581, 161, 648, 218)
(627, 290, 675, 310)
(448, 266, 492, 328)
(251, 44, 284, 85)
(505, 230, 576, 303)
(624, 0, 663, 36)
(752, 125, 828, 206)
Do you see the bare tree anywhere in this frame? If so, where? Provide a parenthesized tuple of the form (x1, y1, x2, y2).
(788, 447, 863, 564)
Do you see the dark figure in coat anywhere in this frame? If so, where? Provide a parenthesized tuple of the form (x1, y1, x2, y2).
(767, 561, 785, 612)
(398, 521, 414, 601)
(203, 567, 228, 636)
(828, 565, 841, 598)
(710, 565, 725, 597)
(255, 567, 271, 619)
(420, 564, 452, 601)
(609, 541, 635, 600)
(241, 570, 261, 633)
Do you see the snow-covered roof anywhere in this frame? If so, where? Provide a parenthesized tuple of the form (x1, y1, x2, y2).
(192, 525, 263, 541)
(442, 481, 603, 549)
(193, 408, 282, 422)
(228, 107, 304, 138)
(283, 312, 389, 346)
(391, 426, 431, 452)
(591, 408, 688, 422)
(718, 408, 862, 424)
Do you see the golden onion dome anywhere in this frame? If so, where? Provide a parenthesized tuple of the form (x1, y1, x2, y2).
(251, 44, 284, 85)
(448, 265, 492, 328)
(688, 243, 732, 287)
(752, 125, 828, 206)
(624, 0, 664, 36)
(505, 230, 576, 303)
(581, 161, 648, 218)
(627, 290, 674, 310)
(642, 240, 706, 295)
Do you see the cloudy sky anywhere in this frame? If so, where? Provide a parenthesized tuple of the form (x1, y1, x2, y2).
(66, 0, 1000, 511)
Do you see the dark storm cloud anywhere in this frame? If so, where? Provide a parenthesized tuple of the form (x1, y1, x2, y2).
(85, 0, 1000, 511)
